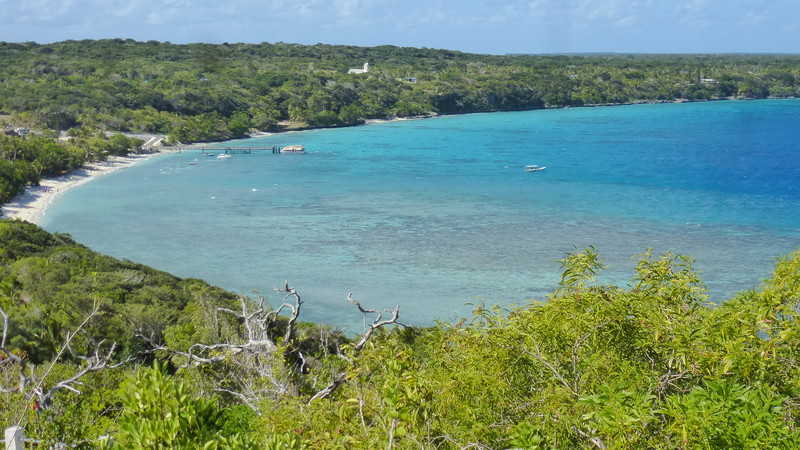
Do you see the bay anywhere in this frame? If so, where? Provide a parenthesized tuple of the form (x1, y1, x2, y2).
(41, 99, 800, 332)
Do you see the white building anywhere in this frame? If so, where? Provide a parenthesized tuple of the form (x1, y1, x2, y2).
(348, 62, 369, 74)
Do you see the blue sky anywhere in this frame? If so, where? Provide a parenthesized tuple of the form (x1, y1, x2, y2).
(1, 0, 797, 54)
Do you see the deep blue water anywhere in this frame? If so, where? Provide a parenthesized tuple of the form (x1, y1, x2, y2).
(41, 100, 800, 333)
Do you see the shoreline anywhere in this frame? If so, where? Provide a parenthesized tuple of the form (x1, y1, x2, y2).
(1, 97, 790, 226)
(1, 154, 160, 225)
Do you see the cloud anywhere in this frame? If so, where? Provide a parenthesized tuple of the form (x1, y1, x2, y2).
(523, 0, 663, 30)
(6, 0, 78, 25)
(0, 0, 798, 53)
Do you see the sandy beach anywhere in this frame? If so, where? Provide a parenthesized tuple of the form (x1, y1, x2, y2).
(1, 154, 158, 225)
(0, 125, 408, 226)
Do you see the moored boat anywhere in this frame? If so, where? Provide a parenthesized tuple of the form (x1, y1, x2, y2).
(280, 145, 306, 154)
(524, 165, 546, 172)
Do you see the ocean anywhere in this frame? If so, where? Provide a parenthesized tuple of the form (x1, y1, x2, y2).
(40, 99, 800, 332)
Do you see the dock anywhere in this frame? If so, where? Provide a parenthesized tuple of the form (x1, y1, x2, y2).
(163, 146, 281, 154)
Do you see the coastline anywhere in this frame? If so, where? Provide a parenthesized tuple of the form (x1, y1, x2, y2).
(1, 154, 159, 225)
(1, 98, 788, 227)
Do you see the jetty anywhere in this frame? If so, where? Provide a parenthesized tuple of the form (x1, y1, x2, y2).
(162, 146, 282, 154)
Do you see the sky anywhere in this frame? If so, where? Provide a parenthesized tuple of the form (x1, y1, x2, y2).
(0, 0, 797, 54)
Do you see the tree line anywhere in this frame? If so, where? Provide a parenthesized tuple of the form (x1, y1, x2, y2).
(1, 220, 800, 448)
(0, 132, 143, 205)
(2, 40, 799, 144)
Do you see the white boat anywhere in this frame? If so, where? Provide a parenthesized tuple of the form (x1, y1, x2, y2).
(217, 154, 232, 159)
(280, 145, 305, 154)
(524, 165, 546, 172)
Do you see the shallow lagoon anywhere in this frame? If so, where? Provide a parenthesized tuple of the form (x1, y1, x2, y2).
(42, 100, 800, 332)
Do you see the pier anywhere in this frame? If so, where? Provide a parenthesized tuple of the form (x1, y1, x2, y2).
(165, 146, 281, 154)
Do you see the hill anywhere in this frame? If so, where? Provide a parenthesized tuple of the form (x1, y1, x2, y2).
(2, 40, 799, 143)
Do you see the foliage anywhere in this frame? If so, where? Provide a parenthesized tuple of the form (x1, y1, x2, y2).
(0, 220, 239, 363)
(4, 40, 800, 447)
(661, 380, 797, 448)
(2, 40, 799, 144)
(115, 361, 257, 449)
(2, 222, 800, 447)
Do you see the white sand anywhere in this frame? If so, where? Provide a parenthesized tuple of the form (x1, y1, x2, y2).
(1, 154, 157, 225)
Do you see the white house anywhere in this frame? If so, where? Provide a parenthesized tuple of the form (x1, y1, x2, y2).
(348, 62, 369, 74)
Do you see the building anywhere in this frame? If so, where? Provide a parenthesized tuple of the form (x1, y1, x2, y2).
(348, 62, 369, 74)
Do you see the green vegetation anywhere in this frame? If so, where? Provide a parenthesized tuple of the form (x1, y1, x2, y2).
(0, 131, 142, 206)
(3, 40, 800, 446)
(2, 220, 800, 448)
(2, 40, 800, 144)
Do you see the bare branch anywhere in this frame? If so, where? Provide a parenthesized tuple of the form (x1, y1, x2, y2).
(573, 425, 608, 449)
(0, 304, 130, 418)
(0, 308, 30, 394)
(140, 292, 299, 410)
(520, 346, 577, 396)
(308, 371, 350, 403)
(347, 293, 401, 352)
(137, 332, 238, 367)
(275, 281, 302, 343)
(310, 293, 401, 403)
(215, 388, 262, 415)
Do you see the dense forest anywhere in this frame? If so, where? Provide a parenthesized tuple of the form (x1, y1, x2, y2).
(2, 40, 800, 447)
(2, 40, 800, 144)
(2, 220, 800, 448)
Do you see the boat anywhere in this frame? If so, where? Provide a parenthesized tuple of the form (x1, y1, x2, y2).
(217, 154, 232, 159)
(201, 151, 215, 157)
(524, 165, 546, 172)
(280, 145, 306, 154)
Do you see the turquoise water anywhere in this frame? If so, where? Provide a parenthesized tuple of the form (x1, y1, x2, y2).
(41, 100, 800, 332)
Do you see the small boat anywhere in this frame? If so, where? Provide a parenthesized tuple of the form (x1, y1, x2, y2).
(201, 152, 215, 157)
(524, 165, 546, 172)
(217, 154, 232, 160)
(188, 161, 198, 165)
(280, 145, 306, 154)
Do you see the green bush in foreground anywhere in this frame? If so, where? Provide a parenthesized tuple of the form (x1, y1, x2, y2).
(115, 362, 257, 449)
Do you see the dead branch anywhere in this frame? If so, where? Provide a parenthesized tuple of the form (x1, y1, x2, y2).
(275, 281, 302, 343)
(0, 308, 31, 394)
(573, 425, 608, 449)
(138, 292, 300, 412)
(0, 305, 130, 415)
(347, 293, 401, 352)
(308, 371, 349, 403)
(215, 387, 262, 415)
(309, 293, 401, 403)
(138, 330, 276, 368)
(520, 346, 577, 397)
(34, 338, 134, 408)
